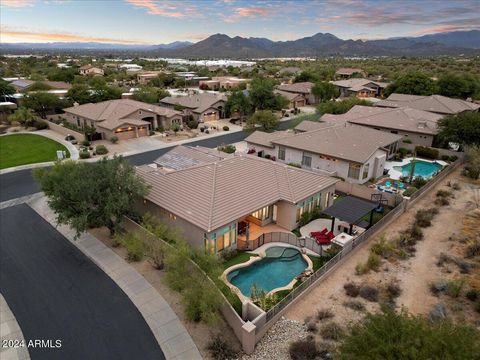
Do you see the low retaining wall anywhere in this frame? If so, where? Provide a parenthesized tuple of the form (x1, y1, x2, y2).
(46, 119, 85, 141)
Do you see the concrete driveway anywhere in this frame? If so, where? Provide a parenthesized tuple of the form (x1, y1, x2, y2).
(0, 204, 165, 360)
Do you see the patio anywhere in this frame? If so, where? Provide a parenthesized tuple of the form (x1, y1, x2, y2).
(237, 222, 291, 243)
(300, 218, 365, 238)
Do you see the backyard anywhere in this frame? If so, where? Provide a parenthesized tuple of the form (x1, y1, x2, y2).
(0, 133, 69, 169)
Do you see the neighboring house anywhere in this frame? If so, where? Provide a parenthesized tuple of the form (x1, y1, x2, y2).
(136, 71, 165, 84)
(10, 79, 72, 92)
(62, 99, 183, 140)
(335, 68, 366, 79)
(321, 105, 443, 147)
(135, 146, 338, 254)
(159, 93, 227, 122)
(199, 77, 249, 90)
(375, 93, 480, 115)
(276, 82, 316, 104)
(331, 78, 388, 98)
(274, 89, 306, 108)
(245, 123, 401, 184)
(79, 65, 104, 76)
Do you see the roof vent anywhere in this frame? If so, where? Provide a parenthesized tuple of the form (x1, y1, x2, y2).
(418, 121, 426, 129)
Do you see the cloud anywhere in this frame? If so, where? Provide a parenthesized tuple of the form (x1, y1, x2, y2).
(234, 7, 269, 17)
(180, 32, 211, 41)
(124, 0, 185, 17)
(1, 27, 150, 44)
(412, 24, 479, 36)
(1, 0, 35, 7)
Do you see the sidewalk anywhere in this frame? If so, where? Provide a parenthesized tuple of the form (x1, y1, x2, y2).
(28, 196, 202, 360)
(0, 294, 30, 360)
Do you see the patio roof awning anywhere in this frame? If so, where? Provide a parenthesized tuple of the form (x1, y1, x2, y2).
(323, 196, 378, 225)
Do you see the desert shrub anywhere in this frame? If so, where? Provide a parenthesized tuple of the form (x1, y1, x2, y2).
(223, 125, 229, 131)
(317, 309, 334, 321)
(305, 317, 318, 332)
(411, 177, 428, 188)
(366, 253, 381, 271)
(408, 224, 424, 241)
(402, 186, 418, 197)
(398, 147, 409, 158)
(446, 278, 465, 298)
(465, 241, 480, 258)
(355, 263, 368, 275)
(466, 289, 479, 302)
(81, 140, 90, 146)
(110, 135, 118, 144)
(207, 334, 237, 360)
(182, 273, 222, 324)
(79, 150, 90, 159)
(452, 182, 461, 190)
(114, 232, 144, 261)
(359, 285, 379, 302)
(33, 119, 48, 130)
(320, 322, 345, 341)
(289, 338, 318, 360)
(336, 308, 480, 359)
(441, 155, 450, 161)
(436, 189, 452, 198)
(217, 144, 236, 154)
(187, 119, 199, 129)
(95, 145, 108, 155)
(430, 280, 448, 295)
(402, 138, 412, 144)
(386, 282, 402, 300)
(343, 300, 365, 312)
(435, 197, 450, 206)
(370, 235, 395, 258)
(344, 282, 360, 297)
(415, 209, 436, 227)
(415, 146, 439, 159)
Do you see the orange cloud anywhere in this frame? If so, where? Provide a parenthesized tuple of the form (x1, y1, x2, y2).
(1, 0, 35, 7)
(235, 7, 269, 17)
(1, 27, 150, 44)
(181, 32, 210, 41)
(125, 0, 184, 17)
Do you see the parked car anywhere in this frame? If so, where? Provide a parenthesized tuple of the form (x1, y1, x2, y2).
(65, 134, 78, 144)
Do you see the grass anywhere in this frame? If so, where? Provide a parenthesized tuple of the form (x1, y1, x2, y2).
(221, 251, 257, 270)
(0, 134, 70, 169)
(308, 255, 326, 272)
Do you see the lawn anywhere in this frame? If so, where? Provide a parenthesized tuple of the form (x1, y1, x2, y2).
(0, 134, 70, 170)
(222, 251, 258, 270)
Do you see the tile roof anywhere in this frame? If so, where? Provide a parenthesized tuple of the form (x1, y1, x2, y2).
(154, 145, 230, 171)
(376, 94, 480, 114)
(331, 78, 389, 90)
(274, 89, 305, 101)
(63, 99, 181, 130)
(245, 130, 295, 148)
(330, 105, 443, 135)
(160, 93, 227, 113)
(137, 154, 338, 231)
(277, 82, 314, 94)
(294, 120, 336, 132)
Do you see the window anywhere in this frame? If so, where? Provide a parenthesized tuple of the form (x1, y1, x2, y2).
(348, 163, 361, 179)
(212, 224, 236, 252)
(251, 206, 270, 221)
(302, 153, 312, 168)
(278, 147, 286, 161)
(362, 163, 370, 179)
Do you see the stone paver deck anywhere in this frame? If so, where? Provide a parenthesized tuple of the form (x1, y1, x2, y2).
(0, 294, 30, 360)
(28, 196, 202, 360)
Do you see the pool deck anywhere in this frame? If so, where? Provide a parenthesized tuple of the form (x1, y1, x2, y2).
(385, 157, 447, 180)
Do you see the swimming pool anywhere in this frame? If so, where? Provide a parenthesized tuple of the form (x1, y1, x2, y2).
(227, 247, 308, 297)
(393, 160, 442, 178)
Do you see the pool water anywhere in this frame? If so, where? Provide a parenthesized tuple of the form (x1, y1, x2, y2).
(393, 160, 442, 178)
(227, 247, 307, 297)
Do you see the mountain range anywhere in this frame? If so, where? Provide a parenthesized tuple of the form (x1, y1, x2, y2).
(1, 30, 478, 57)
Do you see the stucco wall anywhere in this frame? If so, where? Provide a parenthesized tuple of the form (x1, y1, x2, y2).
(274, 201, 297, 230)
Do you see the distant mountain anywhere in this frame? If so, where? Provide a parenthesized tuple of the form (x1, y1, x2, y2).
(1, 30, 479, 57)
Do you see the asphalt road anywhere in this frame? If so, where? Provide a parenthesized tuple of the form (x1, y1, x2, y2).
(0, 204, 165, 360)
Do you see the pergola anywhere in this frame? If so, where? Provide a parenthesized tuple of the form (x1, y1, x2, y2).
(323, 196, 379, 235)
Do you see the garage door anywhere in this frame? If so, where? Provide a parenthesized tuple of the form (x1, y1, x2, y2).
(137, 127, 148, 137)
(295, 99, 306, 107)
(115, 128, 136, 140)
(203, 112, 218, 121)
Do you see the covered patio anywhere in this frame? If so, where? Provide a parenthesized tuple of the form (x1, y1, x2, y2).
(322, 196, 379, 235)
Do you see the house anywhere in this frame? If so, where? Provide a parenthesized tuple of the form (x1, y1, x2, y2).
(276, 82, 316, 104)
(79, 64, 104, 76)
(10, 79, 72, 92)
(331, 78, 388, 98)
(321, 105, 443, 147)
(159, 93, 227, 122)
(199, 77, 249, 90)
(135, 146, 338, 254)
(245, 123, 401, 184)
(119, 64, 143, 73)
(62, 99, 183, 140)
(274, 89, 306, 108)
(375, 94, 480, 115)
(136, 71, 165, 84)
(335, 68, 366, 79)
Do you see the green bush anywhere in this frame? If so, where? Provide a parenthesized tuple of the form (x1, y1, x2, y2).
(415, 146, 439, 159)
(336, 309, 480, 359)
(79, 150, 90, 159)
(33, 120, 48, 130)
(217, 144, 236, 154)
(446, 278, 465, 298)
(289, 338, 318, 360)
(207, 335, 237, 360)
(402, 186, 418, 197)
(366, 253, 381, 271)
(398, 147, 409, 158)
(449, 155, 458, 162)
(110, 135, 118, 144)
(223, 125, 230, 131)
(114, 232, 144, 262)
(411, 177, 428, 188)
(288, 162, 302, 168)
(187, 119, 199, 129)
(402, 138, 412, 144)
(182, 273, 222, 324)
(95, 145, 108, 155)
(441, 155, 450, 161)
(466, 289, 479, 302)
(81, 140, 90, 146)
(320, 322, 345, 341)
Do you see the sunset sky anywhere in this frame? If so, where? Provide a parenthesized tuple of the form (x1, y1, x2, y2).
(1, 0, 479, 44)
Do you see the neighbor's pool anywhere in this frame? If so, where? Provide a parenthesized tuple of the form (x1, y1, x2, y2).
(393, 160, 442, 178)
(227, 247, 308, 297)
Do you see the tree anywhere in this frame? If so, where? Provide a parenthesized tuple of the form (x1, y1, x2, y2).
(336, 308, 480, 359)
(47, 68, 76, 83)
(0, 79, 15, 97)
(311, 81, 339, 103)
(8, 108, 36, 128)
(148, 73, 176, 87)
(437, 111, 480, 148)
(25, 81, 52, 92)
(225, 90, 251, 120)
(67, 84, 91, 104)
(247, 110, 278, 131)
(89, 85, 123, 103)
(317, 98, 372, 115)
(464, 147, 480, 180)
(23, 92, 69, 118)
(385, 72, 439, 96)
(131, 86, 169, 104)
(294, 71, 318, 83)
(438, 73, 480, 99)
(248, 77, 279, 110)
(33, 156, 149, 238)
